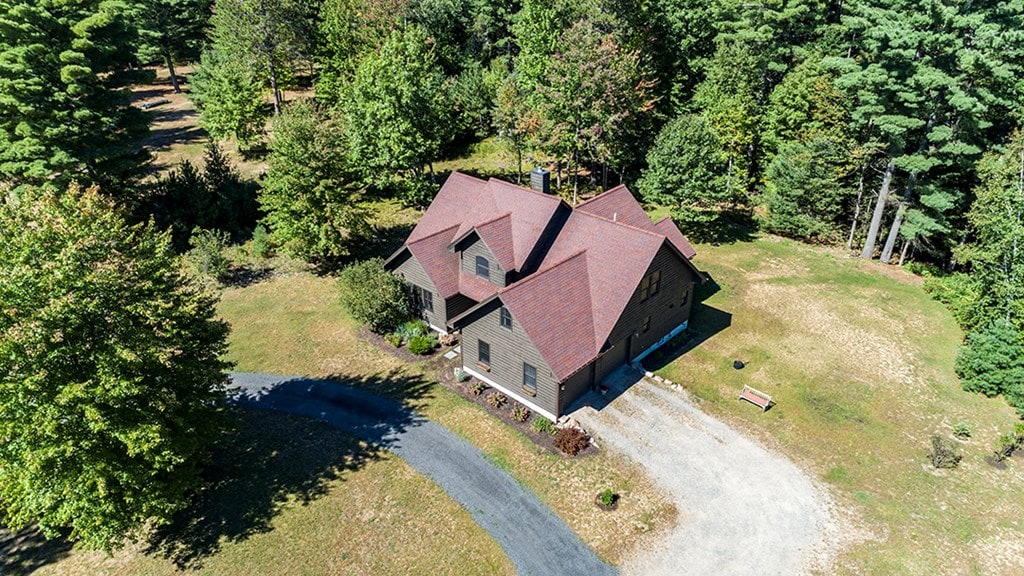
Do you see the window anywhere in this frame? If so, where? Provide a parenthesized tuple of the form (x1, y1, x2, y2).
(500, 307, 512, 330)
(478, 339, 491, 366)
(523, 363, 537, 395)
(641, 315, 651, 333)
(475, 256, 490, 279)
(640, 270, 661, 301)
(412, 285, 433, 313)
(681, 286, 689, 307)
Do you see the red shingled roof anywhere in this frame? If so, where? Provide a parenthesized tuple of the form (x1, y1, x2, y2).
(393, 172, 702, 382)
(500, 251, 596, 380)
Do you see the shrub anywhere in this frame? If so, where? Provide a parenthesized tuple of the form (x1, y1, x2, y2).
(952, 422, 972, 439)
(385, 332, 403, 347)
(597, 488, 616, 507)
(510, 403, 530, 422)
(408, 334, 437, 355)
(485, 391, 507, 408)
(955, 319, 1024, 400)
(398, 319, 429, 342)
(338, 258, 409, 334)
(929, 435, 962, 469)
(531, 416, 556, 435)
(554, 427, 590, 456)
(992, 423, 1024, 462)
(454, 367, 469, 382)
(470, 381, 487, 395)
(250, 224, 271, 258)
(186, 227, 231, 282)
(439, 332, 459, 346)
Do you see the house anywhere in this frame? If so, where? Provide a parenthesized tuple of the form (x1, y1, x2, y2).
(384, 171, 703, 420)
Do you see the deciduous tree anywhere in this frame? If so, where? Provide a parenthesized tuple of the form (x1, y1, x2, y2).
(0, 184, 232, 551)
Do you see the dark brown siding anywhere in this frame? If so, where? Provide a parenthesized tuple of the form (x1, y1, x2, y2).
(459, 234, 508, 287)
(390, 252, 449, 330)
(558, 363, 593, 416)
(595, 337, 629, 383)
(445, 294, 478, 322)
(461, 300, 558, 418)
(607, 244, 696, 360)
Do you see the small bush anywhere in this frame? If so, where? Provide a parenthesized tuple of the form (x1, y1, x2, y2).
(454, 367, 469, 382)
(952, 422, 972, 439)
(439, 332, 459, 347)
(597, 488, 616, 506)
(470, 381, 487, 395)
(510, 403, 530, 422)
(250, 224, 271, 258)
(554, 427, 590, 456)
(485, 391, 507, 408)
(398, 319, 429, 341)
(338, 258, 409, 334)
(186, 227, 231, 282)
(408, 334, 437, 355)
(531, 416, 556, 435)
(929, 435, 962, 469)
(385, 332, 403, 347)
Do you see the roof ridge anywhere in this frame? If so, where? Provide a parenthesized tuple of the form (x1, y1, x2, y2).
(450, 170, 488, 185)
(574, 210, 665, 240)
(573, 184, 631, 208)
(408, 222, 461, 244)
(474, 211, 513, 228)
(486, 177, 564, 203)
(500, 249, 589, 295)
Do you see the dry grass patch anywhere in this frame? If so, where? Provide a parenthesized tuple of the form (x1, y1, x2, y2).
(658, 234, 1024, 575)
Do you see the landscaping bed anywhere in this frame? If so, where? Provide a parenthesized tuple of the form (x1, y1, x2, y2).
(435, 360, 597, 458)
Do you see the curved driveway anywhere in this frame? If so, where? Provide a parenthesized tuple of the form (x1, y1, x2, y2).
(229, 372, 616, 576)
(570, 368, 838, 576)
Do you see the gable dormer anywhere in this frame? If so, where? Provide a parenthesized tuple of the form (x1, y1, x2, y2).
(455, 231, 508, 287)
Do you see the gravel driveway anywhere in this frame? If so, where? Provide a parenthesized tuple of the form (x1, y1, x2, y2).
(570, 367, 839, 576)
(230, 372, 616, 576)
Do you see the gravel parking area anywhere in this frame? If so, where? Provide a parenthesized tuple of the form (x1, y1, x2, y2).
(570, 367, 841, 576)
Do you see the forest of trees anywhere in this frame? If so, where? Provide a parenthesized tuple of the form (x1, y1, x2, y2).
(2, 0, 1024, 549)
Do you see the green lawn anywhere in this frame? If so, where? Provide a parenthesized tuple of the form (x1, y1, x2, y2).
(660, 235, 1024, 575)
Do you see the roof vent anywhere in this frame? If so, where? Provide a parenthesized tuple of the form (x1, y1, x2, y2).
(613, 212, 618, 222)
(530, 167, 550, 194)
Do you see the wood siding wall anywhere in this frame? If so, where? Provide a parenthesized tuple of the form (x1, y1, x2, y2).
(558, 364, 593, 415)
(390, 252, 448, 330)
(461, 300, 559, 416)
(607, 244, 696, 360)
(459, 235, 508, 287)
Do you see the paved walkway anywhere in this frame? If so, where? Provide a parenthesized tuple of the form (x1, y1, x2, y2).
(229, 372, 616, 576)
(570, 366, 839, 576)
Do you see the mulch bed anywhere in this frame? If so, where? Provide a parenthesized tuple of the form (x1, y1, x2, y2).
(357, 327, 447, 364)
(435, 360, 597, 458)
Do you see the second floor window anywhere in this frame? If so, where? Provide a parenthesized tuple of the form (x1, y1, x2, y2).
(640, 270, 661, 301)
(475, 255, 490, 279)
(500, 306, 512, 329)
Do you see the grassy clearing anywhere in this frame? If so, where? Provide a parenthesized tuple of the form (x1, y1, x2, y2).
(659, 235, 1024, 575)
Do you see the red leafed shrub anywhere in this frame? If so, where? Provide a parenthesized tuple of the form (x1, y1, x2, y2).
(554, 427, 590, 456)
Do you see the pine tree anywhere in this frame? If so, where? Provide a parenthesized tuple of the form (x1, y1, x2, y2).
(0, 0, 150, 194)
(133, 0, 211, 93)
(189, 49, 267, 150)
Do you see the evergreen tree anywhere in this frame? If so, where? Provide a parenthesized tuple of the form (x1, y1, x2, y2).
(955, 319, 1024, 412)
(0, 184, 232, 550)
(637, 114, 735, 239)
(763, 139, 852, 241)
(0, 0, 150, 194)
(132, 0, 211, 93)
(189, 49, 267, 150)
(261, 100, 370, 263)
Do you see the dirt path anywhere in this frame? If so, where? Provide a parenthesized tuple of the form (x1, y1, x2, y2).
(570, 368, 841, 576)
(230, 372, 617, 576)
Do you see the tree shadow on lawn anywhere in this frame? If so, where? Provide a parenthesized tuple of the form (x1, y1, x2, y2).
(146, 370, 434, 570)
(0, 525, 73, 576)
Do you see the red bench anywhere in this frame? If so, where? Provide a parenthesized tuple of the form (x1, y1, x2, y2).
(738, 385, 773, 412)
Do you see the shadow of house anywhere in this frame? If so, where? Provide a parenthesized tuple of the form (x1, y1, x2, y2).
(145, 370, 432, 570)
(0, 526, 73, 576)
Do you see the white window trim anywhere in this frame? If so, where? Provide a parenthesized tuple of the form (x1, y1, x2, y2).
(463, 365, 557, 421)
